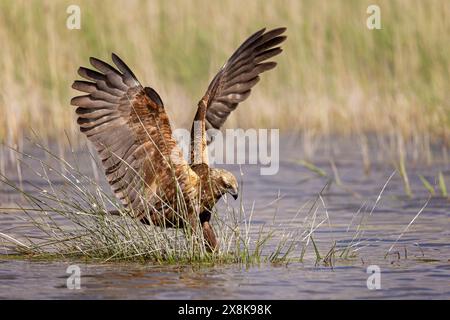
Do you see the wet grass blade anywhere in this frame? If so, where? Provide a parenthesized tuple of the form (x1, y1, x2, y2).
(438, 172, 447, 197)
(296, 159, 328, 177)
(418, 174, 435, 196)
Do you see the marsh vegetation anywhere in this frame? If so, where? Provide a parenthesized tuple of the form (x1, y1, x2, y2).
(0, 0, 448, 146)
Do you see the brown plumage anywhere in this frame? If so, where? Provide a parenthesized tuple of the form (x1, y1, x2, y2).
(71, 27, 286, 251)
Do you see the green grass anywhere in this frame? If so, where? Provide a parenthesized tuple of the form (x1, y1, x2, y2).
(438, 171, 448, 197)
(418, 174, 435, 196)
(397, 155, 413, 198)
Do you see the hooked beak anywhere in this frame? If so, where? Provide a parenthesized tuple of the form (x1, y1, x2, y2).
(228, 187, 239, 200)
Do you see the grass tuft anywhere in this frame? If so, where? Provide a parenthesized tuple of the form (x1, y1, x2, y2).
(0, 140, 348, 266)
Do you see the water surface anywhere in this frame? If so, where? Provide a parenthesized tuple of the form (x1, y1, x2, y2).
(0, 137, 448, 299)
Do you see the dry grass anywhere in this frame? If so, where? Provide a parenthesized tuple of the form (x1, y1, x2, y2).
(0, 0, 449, 149)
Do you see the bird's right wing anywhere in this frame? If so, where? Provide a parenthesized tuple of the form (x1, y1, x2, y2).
(190, 27, 286, 164)
(71, 54, 197, 217)
(202, 27, 286, 130)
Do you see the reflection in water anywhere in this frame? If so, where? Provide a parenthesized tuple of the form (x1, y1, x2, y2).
(0, 137, 449, 299)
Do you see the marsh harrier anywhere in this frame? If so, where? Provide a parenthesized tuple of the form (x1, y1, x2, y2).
(71, 27, 286, 250)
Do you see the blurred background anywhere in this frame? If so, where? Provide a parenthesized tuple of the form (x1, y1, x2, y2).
(0, 0, 449, 150)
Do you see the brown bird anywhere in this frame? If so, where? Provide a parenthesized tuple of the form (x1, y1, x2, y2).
(70, 27, 286, 251)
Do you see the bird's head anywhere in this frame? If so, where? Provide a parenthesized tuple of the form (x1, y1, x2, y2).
(209, 168, 239, 200)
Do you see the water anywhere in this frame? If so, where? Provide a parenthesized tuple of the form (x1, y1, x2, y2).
(0, 137, 449, 299)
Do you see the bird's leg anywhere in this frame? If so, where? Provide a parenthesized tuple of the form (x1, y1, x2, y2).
(202, 221, 218, 252)
(195, 211, 218, 252)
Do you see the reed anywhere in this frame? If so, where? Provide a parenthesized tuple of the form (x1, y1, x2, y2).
(438, 171, 447, 198)
(0, 0, 448, 150)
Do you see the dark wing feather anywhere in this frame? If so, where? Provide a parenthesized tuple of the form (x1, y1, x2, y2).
(190, 27, 286, 164)
(204, 27, 286, 130)
(71, 54, 198, 217)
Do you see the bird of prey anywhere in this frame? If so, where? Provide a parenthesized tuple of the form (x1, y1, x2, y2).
(70, 27, 286, 251)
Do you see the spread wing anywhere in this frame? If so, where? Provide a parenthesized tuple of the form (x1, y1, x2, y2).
(71, 54, 197, 217)
(190, 27, 287, 164)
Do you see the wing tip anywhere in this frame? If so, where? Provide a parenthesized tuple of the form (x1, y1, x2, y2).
(263, 27, 288, 42)
(111, 52, 120, 61)
(278, 35, 288, 43)
(111, 52, 140, 83)
(267, 26, 287, 34)
(70, 95, 80, 106)
(254, 61, 277, 74)
(77, 66, 85, 77)
(89, 56, 103, 68)
(89, 56, 118, 74)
